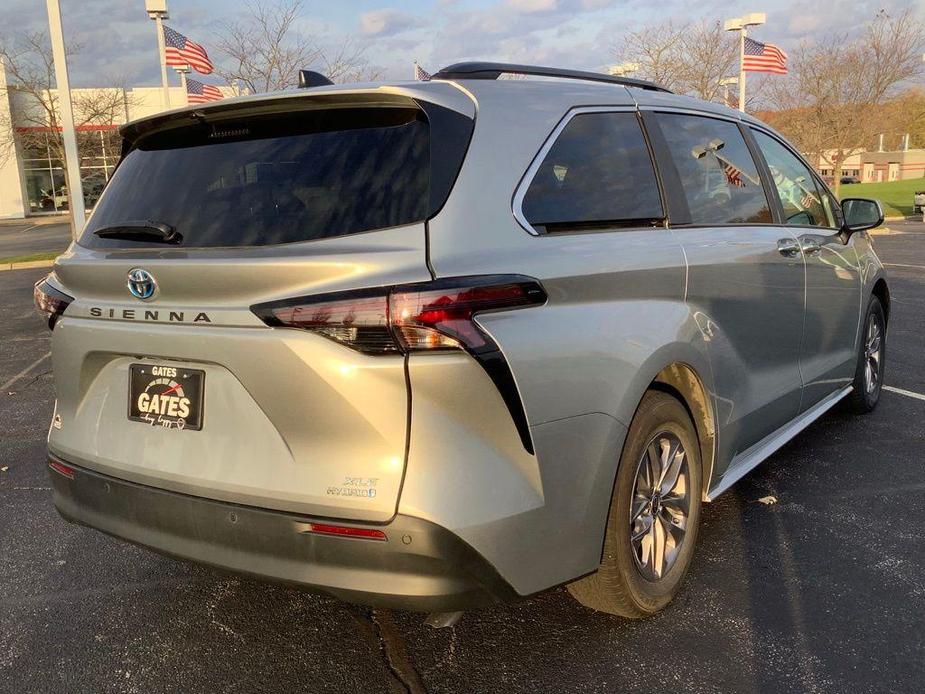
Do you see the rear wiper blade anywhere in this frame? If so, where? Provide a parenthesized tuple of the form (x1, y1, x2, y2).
(93, 220, 181, 244)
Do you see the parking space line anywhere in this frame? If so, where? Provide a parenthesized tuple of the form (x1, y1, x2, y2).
(883, 385, 925, 402)
(1, 352, 51, 392)
(883, 263, 925, 270)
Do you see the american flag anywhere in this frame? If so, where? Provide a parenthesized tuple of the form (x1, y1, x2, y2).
(723, 162, 746, 188)
(743, 37, 788, 75)
(186, 77, 223, 104)
(164, 25, 214, 75)
(800, 191, 818, 209)
(413, 62, 432, 81)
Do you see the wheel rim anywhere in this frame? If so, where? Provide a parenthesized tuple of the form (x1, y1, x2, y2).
(864, 314, 882, 394)
(630, 432, 690, 581)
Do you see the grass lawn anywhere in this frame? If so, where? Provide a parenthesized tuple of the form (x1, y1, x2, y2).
(840, 178, 925, 217)
(0, 250, 60, 265)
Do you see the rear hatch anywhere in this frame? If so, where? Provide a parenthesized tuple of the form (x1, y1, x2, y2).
(46, 86, 474, 522)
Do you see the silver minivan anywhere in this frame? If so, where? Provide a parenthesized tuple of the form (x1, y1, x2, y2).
(36, 63, 889, 618)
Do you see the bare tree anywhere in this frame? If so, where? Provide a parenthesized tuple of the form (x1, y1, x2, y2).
(614, 21, 739, 101)
(763, 8, 925, 194)
(216, 0, 380, 92)
(0, 32, 134, 210)
(321, 38, 381, 84)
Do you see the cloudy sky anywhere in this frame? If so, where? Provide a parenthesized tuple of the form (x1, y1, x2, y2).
(2, 0, 921, 87)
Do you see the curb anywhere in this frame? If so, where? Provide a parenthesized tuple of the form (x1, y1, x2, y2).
(0, 216, 70, 228)
(0, 259, 55, 273)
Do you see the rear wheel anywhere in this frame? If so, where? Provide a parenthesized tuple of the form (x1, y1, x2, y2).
(848, 296, 886, 414)
(568, 391, 702, 617)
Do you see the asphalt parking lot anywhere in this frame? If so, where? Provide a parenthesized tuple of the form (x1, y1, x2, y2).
(0, 220, 72, 260)
(1, 222, 923, 693)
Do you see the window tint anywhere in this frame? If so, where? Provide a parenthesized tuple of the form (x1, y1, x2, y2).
(751, 130, 835, 229)
(521, 112, 663, 232)
(656, 113, 772, 225)
(81, 108, 433, 248)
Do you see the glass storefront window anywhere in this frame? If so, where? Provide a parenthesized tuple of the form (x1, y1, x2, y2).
(20, 128, 120, 214)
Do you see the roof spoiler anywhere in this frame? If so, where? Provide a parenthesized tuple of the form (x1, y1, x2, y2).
(298, 70, 334, 88)
(433, 61, 671, 93)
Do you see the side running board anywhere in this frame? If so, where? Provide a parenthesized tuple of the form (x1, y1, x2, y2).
(706, 385, 853, 501)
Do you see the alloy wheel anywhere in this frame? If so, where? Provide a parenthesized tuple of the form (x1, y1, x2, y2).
(630, 432, 690, 581)
(864, 315, 882, 394)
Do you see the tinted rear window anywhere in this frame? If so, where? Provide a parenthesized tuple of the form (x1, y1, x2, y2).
(81, 108, 430, 248)
(521, 112, 663, 232)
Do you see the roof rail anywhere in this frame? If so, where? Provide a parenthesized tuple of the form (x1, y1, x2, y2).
(433, 61, 671, 93)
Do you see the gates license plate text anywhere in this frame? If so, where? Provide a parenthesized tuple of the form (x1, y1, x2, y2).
(128, 363, 204, 430)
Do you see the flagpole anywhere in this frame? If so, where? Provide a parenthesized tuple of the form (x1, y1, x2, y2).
(45, 0, 85, 238)
(738, 27, 746, 112)
(174, 65, 190, 106)
(412, 61, 418, 80)
(146, 1, 171, 109)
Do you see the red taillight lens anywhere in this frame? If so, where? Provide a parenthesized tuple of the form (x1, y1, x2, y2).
(256, 291, 397, 353)
(390, 279, 545, 353)
(34, 277, 73, 329)
(302, 523, 387, 541)
(251, 276, 547, 355)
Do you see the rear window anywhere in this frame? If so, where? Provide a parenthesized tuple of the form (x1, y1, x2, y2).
(81, 108, 433, 248)
(521, 112, 663, 232)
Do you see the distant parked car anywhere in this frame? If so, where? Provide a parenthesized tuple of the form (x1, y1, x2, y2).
(914, 189, 925, 215)
(841, 175, 861, 185)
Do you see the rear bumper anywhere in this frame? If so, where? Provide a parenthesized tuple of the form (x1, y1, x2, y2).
(49, 455, 518, 612)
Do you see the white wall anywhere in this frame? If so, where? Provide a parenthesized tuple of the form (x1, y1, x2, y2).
(0, 62, 27, 219)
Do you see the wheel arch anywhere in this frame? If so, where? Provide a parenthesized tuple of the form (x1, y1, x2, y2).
(648, 363, 717, 501)
(872, 277, 890, 325)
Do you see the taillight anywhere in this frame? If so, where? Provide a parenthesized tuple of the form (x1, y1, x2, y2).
(251, 276, 547, 356)
(34, 277, 73, 329)
(252, 276, 547, 453)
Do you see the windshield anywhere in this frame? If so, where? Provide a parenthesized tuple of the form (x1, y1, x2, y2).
(80, 107, 431, 248)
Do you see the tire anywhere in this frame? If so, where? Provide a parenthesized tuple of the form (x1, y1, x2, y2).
(567, 391, 702, 617)
(848, 295, 886, 414)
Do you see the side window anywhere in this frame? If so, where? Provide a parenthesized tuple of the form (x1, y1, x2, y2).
(521, 112, 663, 232)
(656, 113, 772, 225)
(751, 130, 834, 229)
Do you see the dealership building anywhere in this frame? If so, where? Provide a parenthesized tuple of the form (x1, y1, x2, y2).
(0, 61, 232, 220)
(816, 145, 925, 183)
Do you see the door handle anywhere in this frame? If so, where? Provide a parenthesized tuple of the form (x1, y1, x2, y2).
(800, 237, 822, 255)
(777, 238, 801, 257)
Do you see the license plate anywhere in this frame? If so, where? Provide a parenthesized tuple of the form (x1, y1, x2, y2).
(128, 363, 204, 431)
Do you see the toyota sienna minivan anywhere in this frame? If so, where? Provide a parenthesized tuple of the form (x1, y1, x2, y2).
(36, 62, 889, 619)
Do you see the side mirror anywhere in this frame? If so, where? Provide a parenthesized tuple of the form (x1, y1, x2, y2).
(841, 198, 883, 233)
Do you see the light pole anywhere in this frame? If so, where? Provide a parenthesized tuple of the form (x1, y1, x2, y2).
(145, 0, 170, 109)
(608, 62, 640, 77)
(45, 0, 85, 237)
(719, 76, 738, 108)
(724, 12, 766, 113)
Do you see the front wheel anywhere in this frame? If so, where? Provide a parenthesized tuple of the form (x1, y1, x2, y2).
(848, 295, 886, 414)
(567, 391, 702, 617)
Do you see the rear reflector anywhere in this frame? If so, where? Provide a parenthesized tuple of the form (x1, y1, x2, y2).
(49, 460, 76, 479)
(303, 523, 387, 541)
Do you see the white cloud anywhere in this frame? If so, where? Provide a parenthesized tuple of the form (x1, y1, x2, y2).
(360, 9, 425, 37)
(506, 0, 559, 13)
